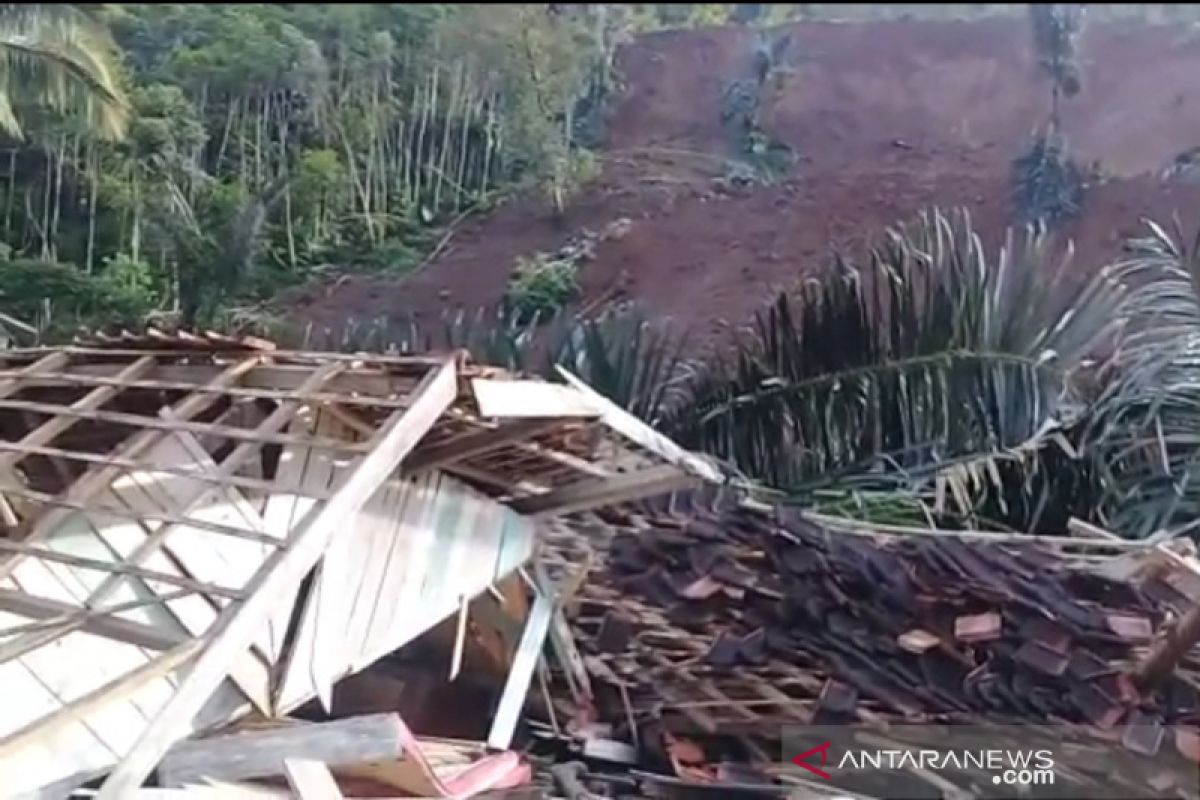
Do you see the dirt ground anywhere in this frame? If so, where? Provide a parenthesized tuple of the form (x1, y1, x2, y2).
(280, 18, 1200, 347)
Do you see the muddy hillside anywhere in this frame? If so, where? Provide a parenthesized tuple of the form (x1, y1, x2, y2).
(284, 18, 1200, 344)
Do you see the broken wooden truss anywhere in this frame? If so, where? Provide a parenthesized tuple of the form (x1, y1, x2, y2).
(0, 336, 724, 796)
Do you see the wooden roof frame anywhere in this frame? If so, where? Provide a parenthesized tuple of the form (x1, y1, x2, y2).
(0, 342, 725, 794)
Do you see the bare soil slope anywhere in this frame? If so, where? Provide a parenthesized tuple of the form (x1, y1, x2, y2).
(283, 19, 1200, 345)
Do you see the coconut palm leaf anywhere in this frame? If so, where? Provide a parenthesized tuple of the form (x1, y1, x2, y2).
(0, 4, 128, 140)
(660, 208, 1125, 528)
(1089, 218, 1200, 537)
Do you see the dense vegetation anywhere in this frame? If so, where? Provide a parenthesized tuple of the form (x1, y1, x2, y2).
(7, 5, 1200, 544)
(0, 4, 634, 335)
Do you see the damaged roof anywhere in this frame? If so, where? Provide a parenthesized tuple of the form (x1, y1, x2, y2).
(0, 340, 724, 797)
(545, 496, 1200, 798)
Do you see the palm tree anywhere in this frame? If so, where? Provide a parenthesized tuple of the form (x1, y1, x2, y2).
(1089, 220, 1200, 538)
(656, 209, 1127, 530)
(0, 4, 128, 140)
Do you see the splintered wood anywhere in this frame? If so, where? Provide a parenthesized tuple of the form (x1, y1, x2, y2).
(0, 339, 718, 795)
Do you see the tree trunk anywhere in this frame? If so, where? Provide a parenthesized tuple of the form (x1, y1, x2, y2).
(49, 137, 66, 259)
(131, 175, 141, 265)
(5, 149, 16, 239)
(87, 148, 98, 273)
(40, 150, 52, 259)
(284, 183, 297, 268)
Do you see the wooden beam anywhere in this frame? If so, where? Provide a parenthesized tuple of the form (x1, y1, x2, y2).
(510, 464, 698, 517)
(0, 397, 366, 453)
(0, 438, 299, 498)
(0, 350, 70, 397)
(0, 346, 445, 368)
(0, 356, 156, 473)
(556, 366, 724, 483)
(0, 587, 187, 651)
(0, 352, 71, 525)
(0, 539, 247, 601)
(0, 356, 262, 570)
(157, 714, 403, 787)
(0, 482, 288, 544)
(97, 358, 459, 797)
(487, 589, 554, 750)
(284, 760, 344, 800)
(0, 364, 346, 670)
(403, 418, 563, 474)
(0, 367, 414, 408)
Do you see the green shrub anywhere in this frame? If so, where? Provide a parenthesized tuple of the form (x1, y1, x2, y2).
(0, 259, 156, 340)
(504, 253, 580, 322)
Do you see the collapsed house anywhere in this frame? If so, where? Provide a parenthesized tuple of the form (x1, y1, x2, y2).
(0, 333, 725, 797)
(539, 495, 1200, 799)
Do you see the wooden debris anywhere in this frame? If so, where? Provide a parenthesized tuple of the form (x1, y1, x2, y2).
(157, 713, 404, 787)
(0, 341, 713, 796)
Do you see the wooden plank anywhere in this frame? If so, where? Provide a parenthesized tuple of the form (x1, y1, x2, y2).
(0, 346, 443, 368)
(471, 378, 598, 419)
(0, 361, 421, 402)
(0, 587, 187, 651)
(0, 351, 70, 397)
(0, 482, 286, 544)
(0, 356, 262, 582)
(284, 760, 344, 800)
(350, 475, 438, 674)
(557, 366, 724, 482)
(0, 540, 246, 601)
(157, 714, 403, 787)
(402, 418, 562, 473)
(261, 428, 335, 672)
(337, 483, 407, 671)
(0, 397, 365, 453)
(272, 413, 349, 713)
(510, 464, 698, 516)
(0, 438, 303, 499)
(0, 368, 413, 408)
(98, 358, 459, 797)
(487, 589, 554, 750)
(0, 356, 155, 473)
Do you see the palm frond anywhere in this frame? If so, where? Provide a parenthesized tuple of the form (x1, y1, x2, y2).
(1090, 218, 1200, 537)
(0, 4, 128, 140)
(660, 208, 1125, 528)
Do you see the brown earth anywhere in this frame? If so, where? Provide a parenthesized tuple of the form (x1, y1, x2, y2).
(281, 18, 1200, 346)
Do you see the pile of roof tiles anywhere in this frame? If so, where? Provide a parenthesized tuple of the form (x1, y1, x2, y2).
(560, 502, 1200, 797)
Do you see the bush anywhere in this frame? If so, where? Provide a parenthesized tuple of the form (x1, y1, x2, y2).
(504, 253, 580, 322)
(0, 259, 156, 340)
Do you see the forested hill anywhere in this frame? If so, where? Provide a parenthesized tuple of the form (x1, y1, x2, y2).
(0, 3, 620, 336)
(2, 3, 1198, 343)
